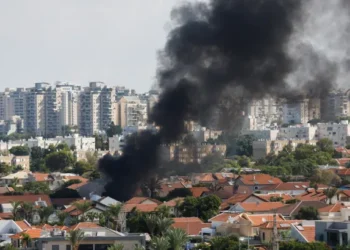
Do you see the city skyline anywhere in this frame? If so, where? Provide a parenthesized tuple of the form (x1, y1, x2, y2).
(0, 0, 179, 93)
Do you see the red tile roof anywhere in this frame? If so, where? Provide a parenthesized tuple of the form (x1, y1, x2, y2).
(261, 182, 324, 191)
(163, 198, 184, 207)
(213, 173, 237, 180)
(334, 167, 350, 176)
(293, 224, 315, 242)
(335, 158, 350, 167)
(260, 220, 301, 229)
(172, 217, 211, 236)
(318, 203, 345, 213)
(238, 174, 282, 185)
(255, 193, 294, 202)
(32, 173, 50, 182)
(209, 213, 240, 222)
(241, 213, 285, 226)
(70, 222, 101, 230)
(235, 202, 286, 212)
(15, 220, 32, 230)
(0, 212, 11, 219)
(0, 194, 51, 206)
(125, 197, 161, 205)
(221, 193, 252, 209)
(123, 203, 159, 212)
(10, 229, 42, 239)
(190, 187, 210, 197)
(295, 191, 327, 202)
(335, 147, 350, 155)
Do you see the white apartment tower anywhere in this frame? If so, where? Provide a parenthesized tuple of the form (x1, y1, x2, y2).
(323, 89, 350, 120)
(282, 98, 320, 125)
(79, 82, 116, 136)
(118, 96, 148, 128)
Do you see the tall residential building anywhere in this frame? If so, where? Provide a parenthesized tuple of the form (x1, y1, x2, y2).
(244, 98, 283, 130)
(0, 90, 13, 120)
(322, 89, 350, 120)
(10, 88, 27, 119)
(24, 83, 49, 136)
(282, 98, 320, 125)
(80, 82, 116, 136)
(117, 96, 148, 128)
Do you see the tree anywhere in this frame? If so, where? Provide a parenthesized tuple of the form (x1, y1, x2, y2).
(167, 188, 192, 199)
(11, 201, 22, 220)
(74, 160, 93, 176)
(3, 244, 17, 250)
(73, 201, 92, 221)
(45, 150, 74, 171)
(151, 236, 170, 250)
(23, 182, 50, 194)
(179, 196, 199, 218)
(210, 236, 239, 250)
(295, 206, 319, 220)
(155, 217, 174, 236)
(0, 162, 12, 176)
(144, 214, 158, 236)
(310, 169, 341, 186)
(346, 144, 350, 150)
(134, 244, 145, 250)
(167, 228, 188, 250)
(324, 187, 338, 204)
(200, 152, 225, 172)
(21, 202, 34, 223)
(142, 175, 161, 198)
(57, 211, 68, 225)
(279, 241, 330, 250)
(56, 143, 70, 151)
(86, 211, 99, 222)
(106, 122, 122, 137)
(317, 138, 335, 155)
(21, 233, 32, 248)
(236, 135, 256, 157)
(38, 206, 54, 224)
(67, 229, 85, 250)
(197, 195, 221, 221)
(106, 204, 123, 230)
(9, 146, 30, 156)
(107, 244, 124, 250)
(156, 205, 172, 219)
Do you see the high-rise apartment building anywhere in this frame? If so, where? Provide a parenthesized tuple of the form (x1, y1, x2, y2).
(79, 82, 117, 136)
(282, 98, 320, 125)
(0, 90, 13, 120)
(322, 89, 350, 120)
(117, 96, 148, 128)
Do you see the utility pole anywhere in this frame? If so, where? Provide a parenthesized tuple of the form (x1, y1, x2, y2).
(272, 210, 279, 250)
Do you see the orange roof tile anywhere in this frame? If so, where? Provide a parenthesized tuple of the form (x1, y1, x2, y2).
(190, 187, 210, 197)
(15, 220, 32, 230)
(260, 220, 301, 229)
(125, 197, 161, 205)
(213, 173, 236, 180)
(238, 174, 282, 186)
(70, 222, 101, 230)
(209, 213, 240, 222)
(294, 225, 315, 242)
(123, 203, 159, 212)
(0, 194, 51, 206)
(255, 193, 294, 202)
(336, 158, 350, 167)
(295, 191, 327, 202)
(241, 213, 285, 226)
(236, 202, 286, 212)
(0, 212, 12, 219)
(32, 173, 50, 182)
(199, 173, 215, 183)
(11, 229, 42, 239)
(163, 198, 184, 207)
(318, 203, 345, 213)
(172, 217, 210, 235)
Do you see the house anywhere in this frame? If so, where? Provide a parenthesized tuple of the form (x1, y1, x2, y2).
(202, 186, 235, 201)
(220, 194, 253, 210)
(291, 221, 316, 243)
(158, 182, 187, 197)
(235, 174, 283, 192)
(0, 171, 34, 186)
(0, 186, 14, 194)
(191, 173, 215, 185)
(295, 190, 328, 202)
(161, 198, 184, 216)
(125, 197, 161, 205)
(334, 168, 350, 181)
(259, 219, 301, 244)
(123, 204, 159, 213)
(318, 202, 350, 221)
(335, 147, 350, 158)
(209, 212, 240, 229)
(213, 173, 237, 185)
(335, 158, 350, 167)
(190, 187, 210, 198)
(259, 182, 328, 195)
(275, 201, 328, 219)
(0, 155, 30, 172)
(27, 223, 146, 250)
(338, 190, 350, 202)
(227, 202, 286, 214)
(10, 228, 43, 248)
(172, 217, 213, 237)
(216, 213, 285, 237)
(0, 220, 28, 245)
(315, 221, 350, 247)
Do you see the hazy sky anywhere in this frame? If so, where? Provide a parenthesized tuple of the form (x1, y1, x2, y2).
(0, 0, 181, 93)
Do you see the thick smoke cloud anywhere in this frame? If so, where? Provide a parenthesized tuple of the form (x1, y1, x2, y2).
(99, 0, 349, 201)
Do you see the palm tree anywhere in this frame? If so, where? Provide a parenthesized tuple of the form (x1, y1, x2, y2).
(21, 233, 32, 248)
(174, 199, 182, 217)
(144, 214, 158, 236)
(21, 202, 34, 223)
(156, 205, 171, 218)
(38, 206, 54, 224)
(66, 229, 85, 250)
(151, 236, 170, 250)
(106, 204, 122, 230)
(107, 244, 124, 250)
(57, 211, 69, 226)
(324, 187, 338, 204)
(85, 212, 98, 222)
(166, 228, 188, 250)
(11, 201, 22, 220)
(156, 217, 174, 236)
(73, 201, 92, 221)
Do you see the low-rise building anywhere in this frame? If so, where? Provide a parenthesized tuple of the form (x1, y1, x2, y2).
(317, 120, 350, 147)
(291, 221, 316, 243)
(234, 174, 283, 192)
(315, 221, 350, 247)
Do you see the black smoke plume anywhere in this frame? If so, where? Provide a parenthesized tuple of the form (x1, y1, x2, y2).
(99, 0, 344, 201)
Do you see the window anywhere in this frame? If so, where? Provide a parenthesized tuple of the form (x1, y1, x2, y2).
(254, 186, 258, 190)
(52, 245, 59, 250)
(262, 232, 265, 241)
(66, 245, 71, 250)
(95, 245, 110, 250)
